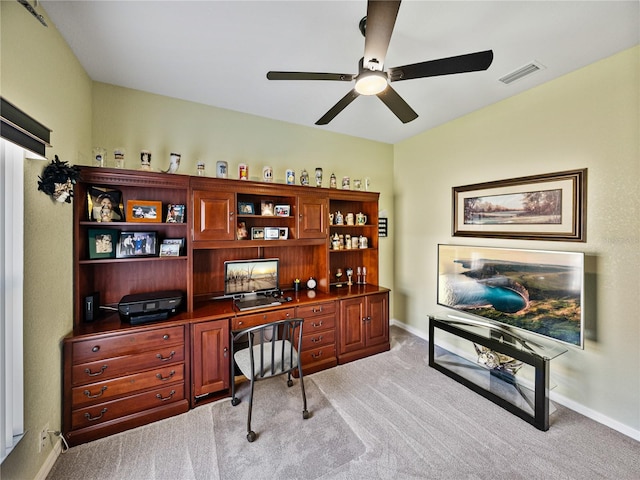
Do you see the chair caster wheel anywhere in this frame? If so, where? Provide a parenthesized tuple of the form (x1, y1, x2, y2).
(231, 397, 240, 406)
(303, 409, 310, 419)
(247, 431, 257, 442)
(287, 379, 294, 387)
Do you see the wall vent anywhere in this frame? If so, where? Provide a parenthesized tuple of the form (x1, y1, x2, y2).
(499, 61, 545, 85)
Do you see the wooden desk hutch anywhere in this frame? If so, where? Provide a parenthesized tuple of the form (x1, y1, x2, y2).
(62, 166, 390, 446)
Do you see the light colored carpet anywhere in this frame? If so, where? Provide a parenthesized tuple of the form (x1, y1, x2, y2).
(47, 326, 640, 479)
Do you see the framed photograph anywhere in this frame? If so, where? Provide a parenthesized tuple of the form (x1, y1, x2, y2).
(87, 186, 125, 222)
(116, 232, 157, 258)
(251, 227, 264, 240)
(159, 243, 180, 257)
(274, 205, 290, 217)
(127, 200, 162, 223)
(278, 227, 289, 240)
(264, 227, 280, 240)
(237, 221, 248, 240)
(162, 238, 185, 255)
(261, 200, 275, 216)
(452, 169, 586, 242)
(88, 228, 118, 259)
(166, 204, 185, 223)
(238, 202, 255, 215)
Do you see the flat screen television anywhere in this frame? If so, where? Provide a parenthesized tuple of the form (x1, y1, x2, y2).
(224, 258, 279, 297)
(437, 244, 584, 348)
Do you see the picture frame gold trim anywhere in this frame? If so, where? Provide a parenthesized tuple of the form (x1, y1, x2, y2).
(452, 169, 586, 242)
(126, 200, 162, 223)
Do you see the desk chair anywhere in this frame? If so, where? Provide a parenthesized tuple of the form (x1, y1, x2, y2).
(231, 318, 310, 442)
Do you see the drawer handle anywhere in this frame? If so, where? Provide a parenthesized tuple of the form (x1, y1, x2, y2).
(84, 365, 108, 377)
(311, 352, 324, 359)
(156, 351, 176, 362)
(311, 336, 323, 343)
(156, 370, 176, 381)
(91, 346, 100, 353)
(311, 321, 323, 328)
(83, 386, 107, 399)
(84, 408, 107, 422)
(312, 307, 323, 313)
(163, 334, 170, 340)
(156, 390, 177, 402)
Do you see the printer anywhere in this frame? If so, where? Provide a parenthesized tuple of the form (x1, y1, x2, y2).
(118, 290, 183, 325)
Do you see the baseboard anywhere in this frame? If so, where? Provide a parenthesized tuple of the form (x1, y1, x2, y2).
(34, 438, 62, 480)
(390, 318, 640, 442)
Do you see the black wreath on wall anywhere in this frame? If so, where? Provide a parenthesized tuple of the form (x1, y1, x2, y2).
(37, 155, 80, 203)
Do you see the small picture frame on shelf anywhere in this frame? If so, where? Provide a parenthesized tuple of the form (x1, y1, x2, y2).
(162, 238, 185, 255)
(238, 202, 255, 215)
(88, 228, 118, 259)
(87, 186, 125, 222)
(159, 243, 181, 257)
(261, 200, 275, 216)
(127, 200, 162, 223)
(237, 221, 248, 240)
(274, 205, 290, 217)
(116, 231, 157, 258)
(264, 227, 279, 240)
(279, 227, 289, 240)
(251, 227, 264, 240)
(166, 204, 185, 223)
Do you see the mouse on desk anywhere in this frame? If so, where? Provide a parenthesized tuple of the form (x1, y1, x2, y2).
(285, 296, 293, 302)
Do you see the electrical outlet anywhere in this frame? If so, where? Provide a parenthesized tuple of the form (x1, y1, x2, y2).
(38, 423, 49, 453)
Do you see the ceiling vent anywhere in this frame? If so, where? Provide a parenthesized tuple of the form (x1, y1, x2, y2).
(499, 61, 545, 85)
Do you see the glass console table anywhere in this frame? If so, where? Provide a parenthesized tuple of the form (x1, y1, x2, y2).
(428, 315, 567, 431)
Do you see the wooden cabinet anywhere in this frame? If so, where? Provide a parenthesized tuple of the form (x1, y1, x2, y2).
(232, 307, 294, 331)
(191, 319, 230, 404)
(192, 190, 235, 241)
(296, 301, 338, 374)
(298, 194, 327, 239)
(338, 292, 389, 364)
(63, 324, 189, 446)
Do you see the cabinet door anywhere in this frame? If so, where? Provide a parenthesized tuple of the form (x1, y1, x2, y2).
(193, 190, 235, 241)
(298, 195, 326, 239)
(365, 293, 389, 348)
(338, 297, 366, 355)
(191, 320, 230, 399)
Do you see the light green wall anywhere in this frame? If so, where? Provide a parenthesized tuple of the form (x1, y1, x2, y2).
(1, 2, 92, 479)
(394, 46, 640, 433)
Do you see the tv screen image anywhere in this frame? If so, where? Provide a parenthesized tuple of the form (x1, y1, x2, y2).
(224, 258, 279, 296)
(437, 245, 584, 348)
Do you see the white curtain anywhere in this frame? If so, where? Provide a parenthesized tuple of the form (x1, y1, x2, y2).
(1, 139, 25, 463)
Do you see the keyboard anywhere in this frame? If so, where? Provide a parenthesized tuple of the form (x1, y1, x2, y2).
(236, 297, 281, 311)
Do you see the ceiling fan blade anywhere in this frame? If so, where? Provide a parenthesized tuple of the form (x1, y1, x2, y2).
(315, 89, 360, 125)
(363, 0, 401, 71)
(376, 85, 418, 123)
(388, 50, 494, 82)
(267, 71, 355, 81)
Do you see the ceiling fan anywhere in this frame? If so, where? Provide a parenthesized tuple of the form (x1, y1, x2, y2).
(266, 0, 493, 125)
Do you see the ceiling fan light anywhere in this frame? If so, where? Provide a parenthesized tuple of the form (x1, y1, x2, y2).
(355, 71, 388, 95)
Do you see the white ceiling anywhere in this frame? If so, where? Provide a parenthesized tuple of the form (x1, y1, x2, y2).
(40, 1, 639, 144)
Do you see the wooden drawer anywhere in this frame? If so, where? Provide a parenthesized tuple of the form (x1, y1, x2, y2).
(71, 384, 185, 430)
(300, 329, 335, 351)
(299, 345, 336, 366)
(303, 314, 335, 334)
(232, 308, 295, 331)
(296, 301, 336, 318)
(72, 326, 185, 364)
(72, 364, 184, 407)
(71, 346, 185, 386)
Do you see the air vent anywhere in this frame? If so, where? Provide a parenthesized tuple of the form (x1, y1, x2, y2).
(499, 61, 545, 85)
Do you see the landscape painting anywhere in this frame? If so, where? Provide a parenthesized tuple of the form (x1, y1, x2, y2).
(438, 245, 584, 348)
(452, 169, 586, 241)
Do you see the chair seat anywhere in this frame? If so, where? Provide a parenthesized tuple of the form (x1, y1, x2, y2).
(234, 339, 298, 379)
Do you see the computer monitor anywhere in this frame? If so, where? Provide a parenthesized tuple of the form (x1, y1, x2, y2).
(223, 258, 279, 297)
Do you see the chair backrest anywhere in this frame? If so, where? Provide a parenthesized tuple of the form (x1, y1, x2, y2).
(233, 318, 304, 380)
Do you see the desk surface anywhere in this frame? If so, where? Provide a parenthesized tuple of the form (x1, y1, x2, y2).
(68, 284, 390, 339)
